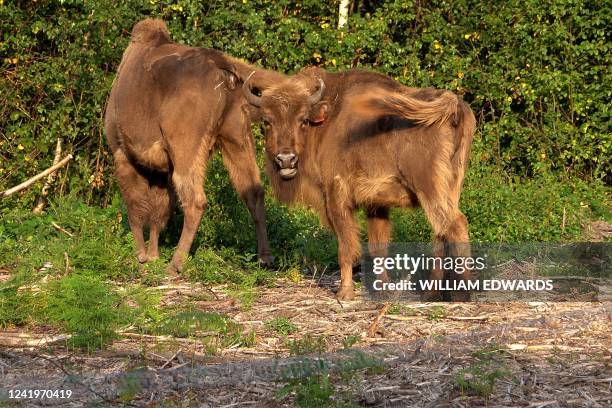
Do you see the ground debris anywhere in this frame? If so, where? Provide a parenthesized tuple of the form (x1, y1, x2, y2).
(1, 279, 610, 407)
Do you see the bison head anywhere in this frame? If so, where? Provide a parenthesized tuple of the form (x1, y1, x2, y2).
(243, 76, 328, 180)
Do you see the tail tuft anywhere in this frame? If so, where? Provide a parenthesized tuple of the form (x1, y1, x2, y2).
(354, 89, 459, 127)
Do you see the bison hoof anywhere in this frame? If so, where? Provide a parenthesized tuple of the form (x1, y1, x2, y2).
(259, 253, 275, 268)
(167, 257, 183, 277)
(336, 286, 356, 301)
(137, 252, 148, 263)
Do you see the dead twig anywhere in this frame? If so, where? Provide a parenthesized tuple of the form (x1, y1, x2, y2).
(33, 138, 62, 213)
(160, 348, 182, 369)
(64, 252, 71, 276)
(368, 303, 390, 337)
(52, 221, 74, 237)
(1, 154, 73, 198)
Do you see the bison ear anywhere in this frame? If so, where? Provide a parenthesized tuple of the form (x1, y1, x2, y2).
(308, 102, 328, 125)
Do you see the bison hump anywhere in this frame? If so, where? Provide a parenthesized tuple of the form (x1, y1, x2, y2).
(130, 19, 171, 45)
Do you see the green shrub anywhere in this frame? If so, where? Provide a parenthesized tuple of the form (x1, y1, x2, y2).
(1, 0, 608, 209)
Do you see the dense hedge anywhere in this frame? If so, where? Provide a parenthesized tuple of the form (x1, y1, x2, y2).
(1, 0, 609, 202)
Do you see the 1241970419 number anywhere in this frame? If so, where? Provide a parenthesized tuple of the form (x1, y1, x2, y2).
(8, 389, 72, 399)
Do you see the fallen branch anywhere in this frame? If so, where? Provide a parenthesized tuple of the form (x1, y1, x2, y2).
(1, 154, 73, 198)
(33, 138, 62, 213)
(120, 332, 217, 344)
(0, 332, 71, 347)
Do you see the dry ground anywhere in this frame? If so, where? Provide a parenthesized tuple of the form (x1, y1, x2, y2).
(1, 275, 610, 407)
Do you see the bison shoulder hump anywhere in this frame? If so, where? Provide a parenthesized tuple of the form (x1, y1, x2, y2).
(131, 19, 171, 45)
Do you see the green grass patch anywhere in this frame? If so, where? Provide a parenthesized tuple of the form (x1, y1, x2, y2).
(266, 317, 298, 336)
(342, 335, 360, 349)
(150, 309, 254, 353)
(427, 306, 448, 321)
(277, 375, 335, 408)
(456, 364, 511, 398)
(456, 344, 513, 398)
(45, 274, 127, 349)
(288, 334, 329, 356)
(277, 350, 386, 407)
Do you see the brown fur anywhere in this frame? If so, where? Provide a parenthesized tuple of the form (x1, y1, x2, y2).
(249, 67, 476, 300)
(105, 19, 283, 272)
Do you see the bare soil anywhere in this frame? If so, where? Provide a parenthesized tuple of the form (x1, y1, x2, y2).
(1, 276, 610, 407)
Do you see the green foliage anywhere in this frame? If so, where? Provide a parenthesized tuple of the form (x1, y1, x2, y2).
(456, 364, 511, 398)
(392, 169, 609, 243)
(266, 317, 298, 335)
(1, 0, 608, 209)
(46, 274, 126, 349)
(0, 284, 45, 328)
(277, 375, 336, 408)
(456, 344, 512, 398)
(341, 335, 360, 349)
(427, 305, 448, 321)
(153, 310, 232, 338)
(277, 351, 386, 407)
(288, 334, 329, 356)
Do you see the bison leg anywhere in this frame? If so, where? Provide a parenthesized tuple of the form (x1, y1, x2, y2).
(146, 180, 175, 261)
(219, 139, 273, 266)
(327, 182, 361, 301)
(418, 189, 472, 301)
(442, 211, 471, 301)
(367, 207, 392, 284)
(113, 149, 149, 263)
(168, 143, 211, 275)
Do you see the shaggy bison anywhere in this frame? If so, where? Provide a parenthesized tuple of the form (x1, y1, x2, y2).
(243, 67, 476, 300)
(105, 19, 280, 273)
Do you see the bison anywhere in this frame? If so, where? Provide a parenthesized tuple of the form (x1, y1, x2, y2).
(243, 67, 476, 301)
(105, 19, 281, 273)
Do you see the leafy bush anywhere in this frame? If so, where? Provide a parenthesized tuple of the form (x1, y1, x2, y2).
(1, 0, 608, 205)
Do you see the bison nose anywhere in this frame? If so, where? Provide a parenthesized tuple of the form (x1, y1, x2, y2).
(275, 153, 297, 168)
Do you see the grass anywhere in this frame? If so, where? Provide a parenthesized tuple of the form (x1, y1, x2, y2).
(427, 306, 448, 321)
(0, 165, 609, 351)
(276, 349, 386, 407)
(277, 374, 336, 408)
(288, 334, 329, 356)
(0, 194, 278, 350)
(455, 344, 513, 398)
(266, 317, 298, 336)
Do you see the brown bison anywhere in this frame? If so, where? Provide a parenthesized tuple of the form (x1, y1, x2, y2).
(105, 19, 281, 272)
(243, 67, 476, 300)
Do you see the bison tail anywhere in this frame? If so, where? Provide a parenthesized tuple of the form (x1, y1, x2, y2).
(354, 90, 459, 128)
(130, 19, 171, 44)
(451, 100, 476, 187)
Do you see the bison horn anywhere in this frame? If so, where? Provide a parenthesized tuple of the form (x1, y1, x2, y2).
(308, 78, 325, 105)
(242, 74, 262, 107)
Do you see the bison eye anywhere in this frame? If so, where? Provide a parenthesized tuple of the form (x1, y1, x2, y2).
(300, 119, 309, 128)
